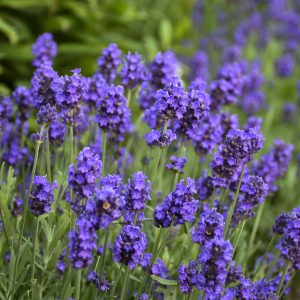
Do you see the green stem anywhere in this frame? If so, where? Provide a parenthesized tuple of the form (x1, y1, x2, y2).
(10, 128, 43, 299)
(101, 132, 107, 177)
(59, 267, 73, 300)
(31, 217, 39, 300)
(98, 228, 110, 275)
(210, 188, 217, 207)
(70, 123, 74, 164)
(45, 128, 52, 182)
(151, 148, 162, 182)
(126, 89, 132, 107)
(276, 263, 291, 295)
(75, 269, 81, 300)
(232, 220, 246, 257)
(253, 234, 276, 280)
(109, 265, 124, 297)
(0, 199, 10, 246)
(120, 267, 130, 300)
(248, 202, 265, 258)
(136, 222, 174, 299)
(224, 165, 245, 238)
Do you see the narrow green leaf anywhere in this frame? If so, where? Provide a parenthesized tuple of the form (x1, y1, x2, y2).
(150, 275, 177, 286)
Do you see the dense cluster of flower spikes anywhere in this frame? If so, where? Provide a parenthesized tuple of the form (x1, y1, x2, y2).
(0, 27, 298, 300)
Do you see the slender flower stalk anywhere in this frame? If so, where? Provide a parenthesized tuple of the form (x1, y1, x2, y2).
(10, 127, 43, 299)
(45, 127, 52, 182)
(224, 165, 246, 238)
(31, 217, 39, 299)
(109, 265, 124, 297)
(120, 267, 130, 300)
(101, 132, 107, 177)
(253, 234, 276, 280)
(276, 262, 291, 295)
(75, 269, 81, 300)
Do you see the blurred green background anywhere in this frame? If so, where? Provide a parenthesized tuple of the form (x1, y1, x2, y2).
(0, 0, 195, 91)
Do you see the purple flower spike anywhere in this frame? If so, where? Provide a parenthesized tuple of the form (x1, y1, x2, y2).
(97, 43, 122, 84)
(154, 178, 198, 227)
(32, 33, 57, 67)
(29, 176, 57, 217)
(113, 225, 147, 270)
(178, 261, 198, 294)
(165, 156, 187, 174)
(37, 103, 57, 127)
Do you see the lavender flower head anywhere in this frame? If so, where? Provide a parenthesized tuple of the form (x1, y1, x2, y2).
(229, 172, 268, 227)
(124, 171, 151, 223)
(222, 45, 242, 64)
(191, 206, 225, 245)
(194, 238, 233, 298)
(144, 129, 177, 148)
(87, 271, 112, 292)
(68, 147, 101, 211)
(274, 206, 300, 268)
(84, 73, 107, 107)
(152, 258, 169, 278)
(211, 128, 264, 182)
(53, 68, 88, 110)
(87, 174, 125, 229)
(97, 43, 121, 84)
(121, 52, 146, 89)
(165, 156, 187, 174)
(95, 85, 133, 143)
(154, 178, 198, 227)
(0, 96, 13, 133)
(113, 225, 147, 270)
(32, 33, 57, 67)
(190, 51, 209, 80)
(209, 62, 243, 111)
(253, 139, 293, 192)
(12, 86, 34, 120)
(31, 65, 59, 107)
(275, 54, 294, 77)
(29, 176, 57, 217)
(37, 103, 57, 127)
(49, 120, 66, 146)
(69, 216, 97, 269)
(178, 260, 198, 294)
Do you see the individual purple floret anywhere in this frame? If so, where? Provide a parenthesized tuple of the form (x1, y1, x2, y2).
(68, 147, 101, 205)
(121, 52, 147, 89)
(189, 114, 223, 155)
(87, 174, 125, 229)
(194, 238, 233, 298)
(12, 197, 23, 217)
(225, 262, 243, 285)
(31, 65, 59, 107)
(68, 216, 97, 269)
(275, 54, 294, 77)
(154, 178, 198, 227)
(189, 77, 207, 92)
(124, 171, 151, 223)
(29, 176, 57, 217)
(49, 120, 66, 146)
(190, 51, 209, 80)
(87, 270, 112, 292)
(52, 68, 88, 110)
(152, 258, 169, 278)
(178, 260, 198, 294)
(84, 73, 107, 107)
(32, 33, 57, 67)
(97, 43, 122, 84)
(165, 156, 187, 174)
(253, 139, 293, 192)
(95, 85, 133, 143)
(12, 87, 34, 121)
(144, 129, 177, 148)
(209, 62, 243, 111)
(191, 206, 224, 245)
(112, 225, 147, 270)
(274, 206, 300, 268)
(56, 249, 67, 274)
(37, 103, 57, 127)
(139, 294, 149, 300)
(229, 172, 268, 227)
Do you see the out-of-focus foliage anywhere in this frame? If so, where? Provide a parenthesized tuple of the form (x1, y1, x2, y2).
(0, 0, 194, 91)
